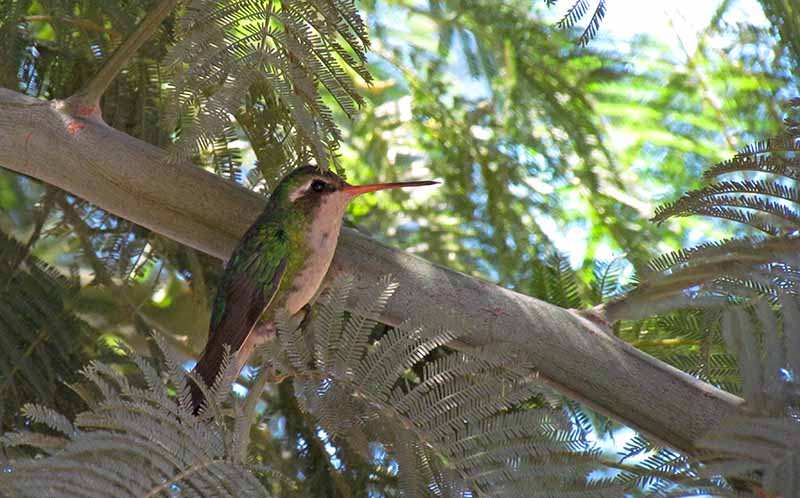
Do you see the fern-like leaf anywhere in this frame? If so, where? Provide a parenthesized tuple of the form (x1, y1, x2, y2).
(548, 0, 606, 46)
(591, 257, 627, 303)
(166, 0, 371, 169)
(555, 0, 589, 30)
(272, 276, 663, 496)
(0, 333, 277, 498)
(696, 296, 800, 497)
(576, 0, 606, 47)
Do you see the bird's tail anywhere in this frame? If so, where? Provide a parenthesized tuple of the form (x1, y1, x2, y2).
(189, 378, 206, 415)
(189, 342, 227, 414)
(190, 335, 256, 414)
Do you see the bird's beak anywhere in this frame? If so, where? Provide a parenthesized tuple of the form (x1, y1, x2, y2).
(342, 180, 439, 197)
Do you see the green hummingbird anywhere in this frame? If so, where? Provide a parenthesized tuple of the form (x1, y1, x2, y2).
(191, 165, 437, 412)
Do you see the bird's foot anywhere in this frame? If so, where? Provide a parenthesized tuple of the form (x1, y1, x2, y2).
(251, 321, 278, 344)
(289, 304, 314, 330)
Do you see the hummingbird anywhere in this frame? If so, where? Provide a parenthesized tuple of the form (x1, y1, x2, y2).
(190, 165, 438, 412)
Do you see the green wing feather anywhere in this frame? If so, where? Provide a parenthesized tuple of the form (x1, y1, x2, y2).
(192, 218, 292, 412)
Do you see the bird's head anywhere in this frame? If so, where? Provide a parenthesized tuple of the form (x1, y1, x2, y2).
(272, 165, 438, 221)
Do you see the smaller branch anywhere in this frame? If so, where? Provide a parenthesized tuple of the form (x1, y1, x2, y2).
(22, 15, 119, 40)
(68, 0, 179, 111)
(57, 197, 112, 285)
(596, 236, 800, 323)
(632, 338, 700, 348)
(236, 366, 271, 462)
(186, 248, 209, 315)
(142, 458, 222, 498)
(669, 14, 737, 151)
(5, 187, 56, 275)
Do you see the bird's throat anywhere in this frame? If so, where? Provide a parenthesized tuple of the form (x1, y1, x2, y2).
(283, 196, 347, 315)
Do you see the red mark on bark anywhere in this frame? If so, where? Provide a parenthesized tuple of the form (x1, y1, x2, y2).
(588, 313, 611, 329)
(483, 306, 505, 317)
(574, 309, 612, 330)
(754, 487, 778, 498)
(67, 120, 86, 135)
(73, 103, 101, 119)
(23, 131, 33, 168)
(64, 101, 101, 135)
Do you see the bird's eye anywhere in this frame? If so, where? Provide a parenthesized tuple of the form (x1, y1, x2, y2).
(311, 180, 327, 192)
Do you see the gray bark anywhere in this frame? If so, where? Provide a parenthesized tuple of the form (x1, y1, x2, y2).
(0, 88, 743, 454)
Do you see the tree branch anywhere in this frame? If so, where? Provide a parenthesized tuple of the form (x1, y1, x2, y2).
(0, 88, 743, 455)
(68, 0, 179, 112)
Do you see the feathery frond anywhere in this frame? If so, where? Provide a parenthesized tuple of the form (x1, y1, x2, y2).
(697, 296, 800, 498)
(653, 181, 800, 236)
(166, 0, 371, 169)
(702, 151, 800, 181)
(591, 257, 629, 303)
(654, 98, 800, 236)
(555, 0, 589, 30)
(548, 0, 606, 46)
(527, 252, 583, 308)
(620, 101, 800, 316)
(0, 333, 276, 498)
(576, 0, 605, 47)
(271, 276, 707, 496)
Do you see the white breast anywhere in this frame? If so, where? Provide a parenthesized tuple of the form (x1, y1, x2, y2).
(284, 195, 348, 315)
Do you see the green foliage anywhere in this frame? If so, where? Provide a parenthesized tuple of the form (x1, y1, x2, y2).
(166, 0, 372, 169)
(337, 0, 799, 289)
(0, 229, 92, 428)
(343, 0, 649, 283)
(3, 0, 800, 496)
(615, 310, 740, 393)
(653, 98, 800, 237)
(624, 97, 800, 497)
(271, 275, 737, 497)
(591, 257, 631, 304)
(0, 333, 274, 498)
(526, 253, 584, 308)
(631, 100, 800, 312)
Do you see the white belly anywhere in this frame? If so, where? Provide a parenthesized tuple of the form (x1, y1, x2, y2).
(284, 198, 346, 315)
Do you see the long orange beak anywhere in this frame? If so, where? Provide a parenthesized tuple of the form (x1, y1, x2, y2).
(342, 180, 439, 196)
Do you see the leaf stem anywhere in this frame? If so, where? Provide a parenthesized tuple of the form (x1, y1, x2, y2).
(142, 458, 222, 498)
(632, 338, 701, 348)
(236, 365, 271, 461)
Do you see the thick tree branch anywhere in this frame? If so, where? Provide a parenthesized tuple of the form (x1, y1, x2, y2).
(0, 88, 743, 455)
